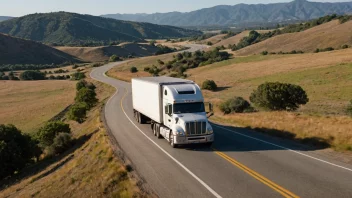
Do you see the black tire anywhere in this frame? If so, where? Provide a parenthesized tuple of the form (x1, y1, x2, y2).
(156, 124, 161, 139)
(169, 132, 177, 148)
(153, 124, 157, 136)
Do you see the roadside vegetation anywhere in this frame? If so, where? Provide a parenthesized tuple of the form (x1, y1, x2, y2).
(0, 77, 145, 197)
(233, 14, 352, 51)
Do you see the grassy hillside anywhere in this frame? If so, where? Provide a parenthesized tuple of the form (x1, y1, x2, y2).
(0, 80, 76, 132)
(0, 16, 12, 22)
(211, 30, 271, 49)
(0, 82, 148, 197)
(57, 43, 161, 62)
(0, 33, 80, 65)
(0, 12, 201, 46)
(235, 20, 352, 55)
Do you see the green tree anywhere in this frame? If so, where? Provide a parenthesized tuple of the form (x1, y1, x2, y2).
(250, 82, 309, 111)
(71, 72, 86, 80)
(76, 80, 96, 91)
(20, 70, 46, 80)
(109, 55, 121, 62)
(201, 80, 217, 91)
(0, 124, 41, 179)
(130, 66, 138, 73)
(34, 121, 71, 148)
(46, 133, 72, 157)
(67, 102, 88, 123)
(75, 87, 98, 108)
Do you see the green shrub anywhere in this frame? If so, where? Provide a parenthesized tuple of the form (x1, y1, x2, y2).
(67, 102, 88, 123)
(207, 41, 213, 46)
(20, 70, 46, 80)
(109, 55, 121, 62)
(342, 44, 349, 49)
(34, 121, 71, 148)
(71, 72, 86, 80)
(219, 97, 253, 114)
(261, 51, 268, 55)
(46, 133, 73, 157)
(201, 80, 217, 91)
(143, 67, 150, 72)
(130, 66, 138, 73)
(76, 80, 96, 91)
(347, 100, 352, 116)
(250, 82, 309, 111)
(0, 124, 41, 179)
(75, 87, 98, 108)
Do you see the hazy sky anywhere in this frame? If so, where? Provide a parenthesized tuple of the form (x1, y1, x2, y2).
(0, 0, 351, 17)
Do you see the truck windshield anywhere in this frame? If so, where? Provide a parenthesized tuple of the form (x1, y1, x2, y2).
(173, 102, 205, 114)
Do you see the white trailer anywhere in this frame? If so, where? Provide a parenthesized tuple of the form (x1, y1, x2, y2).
(132, 77, 214, 148)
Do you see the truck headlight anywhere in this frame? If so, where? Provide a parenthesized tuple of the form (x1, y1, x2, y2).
(175, 128, 185, 136)
(206, 125, 213, 134)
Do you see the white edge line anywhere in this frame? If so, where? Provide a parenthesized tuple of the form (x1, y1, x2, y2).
(90, 68, 222, 198)
(213, 124, 352, 172)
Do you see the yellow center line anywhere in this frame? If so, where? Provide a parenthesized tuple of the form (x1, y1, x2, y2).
(212, 148, 299, 198)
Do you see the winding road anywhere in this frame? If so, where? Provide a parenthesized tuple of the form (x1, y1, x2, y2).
(91, 44, 352, 198)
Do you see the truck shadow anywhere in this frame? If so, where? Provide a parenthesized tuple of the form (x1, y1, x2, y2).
(178, 123, 331, 152)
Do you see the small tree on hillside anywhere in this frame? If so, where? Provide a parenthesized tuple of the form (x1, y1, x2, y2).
(109, 55, 121, 62)
(67, 102, 88, 123)
(219, 97, 253, 114)
(201, 80, 217, 91)
(347, 100, 352, 116)
(75, 87, 98, 108)
(250, 82, 309, 111)
(34, 121, 71, 148)
(20, 70, 46, 80)
(130, 66, 138, 73)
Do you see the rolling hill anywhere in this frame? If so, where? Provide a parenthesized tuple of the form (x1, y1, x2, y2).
(102, 0, 352, 27)
(234, 19, 352, 55)
(0, 33, 80, 65)
(0, 16, 12, 22)
(56, 43, 161, 62)
(0, 12, 201, 46)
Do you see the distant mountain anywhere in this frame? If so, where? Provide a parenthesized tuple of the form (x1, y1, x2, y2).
(0, 33, 80, 65)
(102, 0, 352, 26)
(0, 16, 12, 22)
(0, 12, 201, 46)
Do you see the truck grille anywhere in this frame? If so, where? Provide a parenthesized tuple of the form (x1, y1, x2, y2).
(185, 121, 206, 136)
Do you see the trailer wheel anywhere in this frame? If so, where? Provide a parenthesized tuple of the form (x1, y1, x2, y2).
(156, 124, 161, 139)
(153, 124, 157, 136)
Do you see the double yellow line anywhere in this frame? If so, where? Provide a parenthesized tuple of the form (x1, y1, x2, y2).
(213, 149, 299, 198)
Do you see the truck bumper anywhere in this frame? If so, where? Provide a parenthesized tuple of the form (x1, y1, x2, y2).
(174, 134, 214, 145)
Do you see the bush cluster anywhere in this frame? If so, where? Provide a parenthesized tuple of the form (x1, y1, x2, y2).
(0, 124, 41, 179)
(0, 63, 72, 72)
(159, 49, 230, 77)
(314, 47, 335, 53)
(20, 70, 46, 80)
(250, 82, 309, 111)
(109, 55, 122, 62)
(201, 80, 217, 91)
(219, 97, 254, 114)
(67, 80, 98, 123)
(48, 75, 71, 80)
(155, 45, 177, 55)
(70, 71, 86, 80)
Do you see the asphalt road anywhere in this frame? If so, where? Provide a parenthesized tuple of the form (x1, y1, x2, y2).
(91, 45, 352, 198)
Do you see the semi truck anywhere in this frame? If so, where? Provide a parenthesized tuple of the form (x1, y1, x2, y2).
(132, 77, 214, 148)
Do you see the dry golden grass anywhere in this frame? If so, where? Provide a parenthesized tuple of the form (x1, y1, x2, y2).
(197, 34, 227, 45)
(211, 30, 272, 49)
(0, 81, 146, 198)
(211, 111, 352, 151)
(235, 20, 352, 55)
(0, 80, 76, 133)
(56, 46, 106, 62)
